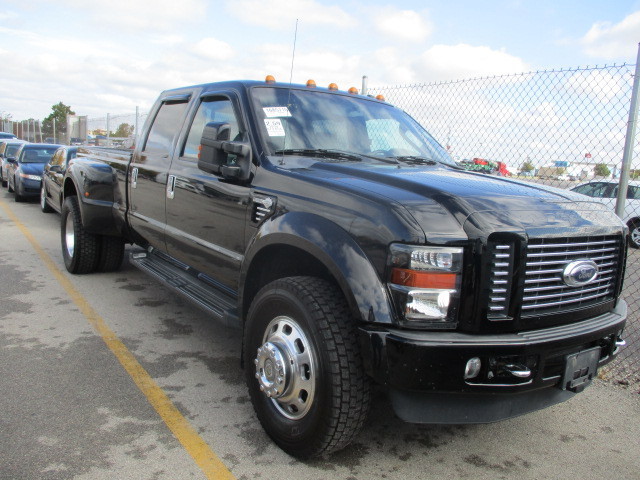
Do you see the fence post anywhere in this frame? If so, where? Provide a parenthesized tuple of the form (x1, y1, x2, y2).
(106, 113, 111, 147)
(135, 106, 139, 146)
(616, 43, 640, 218)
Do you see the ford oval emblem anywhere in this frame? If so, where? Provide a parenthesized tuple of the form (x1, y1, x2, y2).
(562, 260, 598, 287)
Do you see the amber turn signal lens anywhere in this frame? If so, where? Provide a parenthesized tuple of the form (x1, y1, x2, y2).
(391, 268, 457, 289)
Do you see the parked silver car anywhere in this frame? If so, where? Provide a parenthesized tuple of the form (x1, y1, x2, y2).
(571, 179, 640, 248)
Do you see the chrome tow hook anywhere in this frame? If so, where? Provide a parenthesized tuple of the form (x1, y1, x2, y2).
(502, 364, 532, 379)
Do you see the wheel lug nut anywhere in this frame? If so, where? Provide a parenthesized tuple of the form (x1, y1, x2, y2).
(259, 385, 265, 391)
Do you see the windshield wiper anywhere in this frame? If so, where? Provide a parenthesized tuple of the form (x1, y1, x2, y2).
(394, 155, 437, 165)
(274, 148, 362, 162)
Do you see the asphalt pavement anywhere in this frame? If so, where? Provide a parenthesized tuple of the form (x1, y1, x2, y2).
(1, 190, 639, 480)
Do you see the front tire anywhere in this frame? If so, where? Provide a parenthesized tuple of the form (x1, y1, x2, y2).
(61, 196, 100, 274)
(13, 179, 24, 202)
(629, 220, 640, 249)
(244, 277, 370, 458)
(40, 183, 54, 213)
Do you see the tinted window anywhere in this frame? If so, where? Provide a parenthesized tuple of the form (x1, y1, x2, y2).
(573, 182, 611, 197)
(51, 149, 65, 167)
(143, 101, 189, 154)
(628, 185, 640, 200)
(182, 98, 240, 159)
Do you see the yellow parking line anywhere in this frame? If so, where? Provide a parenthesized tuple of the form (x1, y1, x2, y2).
(0, 200, 236, 480)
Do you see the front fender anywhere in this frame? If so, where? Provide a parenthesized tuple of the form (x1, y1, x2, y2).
(241, 212, 395, 326)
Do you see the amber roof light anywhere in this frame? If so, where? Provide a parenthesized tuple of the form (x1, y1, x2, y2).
(348, 87, 358, 94)
(328, 83, 338, 90)
(265, 75, 276, 84)
(306, 79, 317, 88)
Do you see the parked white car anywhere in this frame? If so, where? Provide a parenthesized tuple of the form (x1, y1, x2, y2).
(571, 180, 640, 248)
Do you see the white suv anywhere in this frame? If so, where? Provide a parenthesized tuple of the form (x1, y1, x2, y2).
(571, 180, 640, 248)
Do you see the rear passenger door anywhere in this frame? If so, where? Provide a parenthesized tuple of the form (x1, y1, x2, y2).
(165, 94, 251, 293)
(128, 96, 190, 252)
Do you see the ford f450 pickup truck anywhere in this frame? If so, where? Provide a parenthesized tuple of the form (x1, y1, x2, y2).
(60, 79, 628, 458)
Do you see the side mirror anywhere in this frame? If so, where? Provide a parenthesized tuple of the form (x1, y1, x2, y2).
(49, 165, 62, 173)
(6, 157, 16, 163)
(198, 121, 252, 181)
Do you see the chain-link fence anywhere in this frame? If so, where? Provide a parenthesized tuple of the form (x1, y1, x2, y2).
(372, 63, 639, 386)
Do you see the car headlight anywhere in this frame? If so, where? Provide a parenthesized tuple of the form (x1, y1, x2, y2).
(388, 244, 463, 329)
(19, 173, 42, 181)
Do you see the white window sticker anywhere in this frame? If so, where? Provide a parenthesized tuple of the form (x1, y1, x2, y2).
(263, 106, 292, 118)
(264, 118, 286, 137)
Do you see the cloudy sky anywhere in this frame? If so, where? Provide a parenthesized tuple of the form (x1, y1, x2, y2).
(1, 0, 639, 121)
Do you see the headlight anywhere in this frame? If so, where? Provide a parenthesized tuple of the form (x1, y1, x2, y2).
(19, 173, 42, 181)
(388, 244, 463, 329)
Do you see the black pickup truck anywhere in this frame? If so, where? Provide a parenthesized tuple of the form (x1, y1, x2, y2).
(60, 79, 628, 458)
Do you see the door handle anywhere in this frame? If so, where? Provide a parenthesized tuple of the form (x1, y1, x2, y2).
(166, 175, 176, 199)
(131, 167, 138, 188)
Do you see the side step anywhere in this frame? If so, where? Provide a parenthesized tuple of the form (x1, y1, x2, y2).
(129, 248, 240, 328)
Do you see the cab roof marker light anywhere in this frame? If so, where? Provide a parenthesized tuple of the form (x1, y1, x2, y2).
(265, 75, 276, 84)
(376, 94, 385, 101)
(328, 83, 339, 91)
(348, 87, 358, 94)
(306, 79, 317, 88)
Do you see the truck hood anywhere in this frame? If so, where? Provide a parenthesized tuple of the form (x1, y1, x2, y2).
(305, 162, 624, 242)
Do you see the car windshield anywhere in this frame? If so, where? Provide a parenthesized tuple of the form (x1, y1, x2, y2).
(250, 86, 455, 166)
(20, 147, 58, 163)
(6, 144, 23, 157)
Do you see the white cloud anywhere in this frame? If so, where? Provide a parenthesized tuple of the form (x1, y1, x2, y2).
(0, 11, 19, 21)
(226, 0, 355, 29)
(373, 8, 432, 42)
(190, 38, 235, 61)
(59, 0, 207, 31)
(581, 11, 640, 59)
(564, 70, 630, 102)
(416, 44, 529, 81)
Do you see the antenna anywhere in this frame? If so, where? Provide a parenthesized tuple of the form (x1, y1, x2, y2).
(289, 19, 299, 84)
(280, 19, 299, 165)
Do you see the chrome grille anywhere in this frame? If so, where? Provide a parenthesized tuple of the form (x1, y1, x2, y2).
(488, 243, 514, 320)
(521, 236, 621, 314)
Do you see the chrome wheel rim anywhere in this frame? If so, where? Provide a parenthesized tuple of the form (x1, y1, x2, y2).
(65, 211, 75, 257)
(254, 316, 316, 420)
(631, 225, 640, 247)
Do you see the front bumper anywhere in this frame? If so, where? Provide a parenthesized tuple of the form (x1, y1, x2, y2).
(17, 178, 42, 197)
(359, 300, 627, 423)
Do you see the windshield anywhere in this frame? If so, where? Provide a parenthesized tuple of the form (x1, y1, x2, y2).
(6, 144, 22, 156)
(251, 86, 455, 166)
(20, 147, 58, 163)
